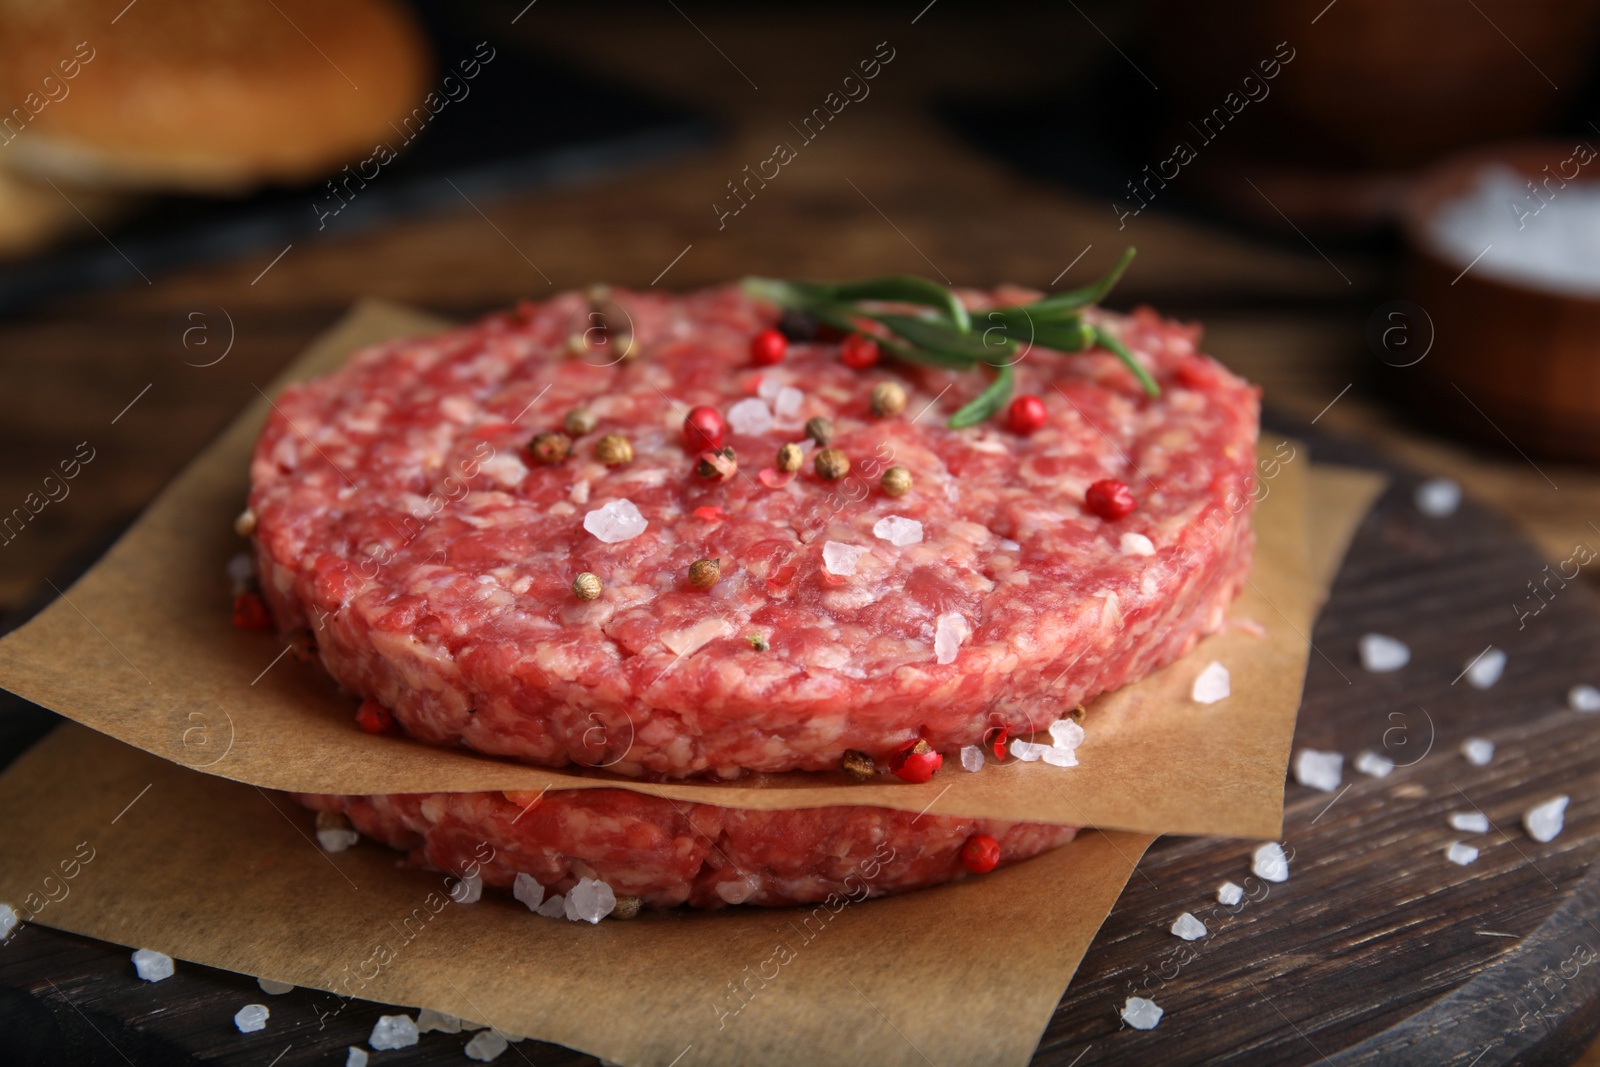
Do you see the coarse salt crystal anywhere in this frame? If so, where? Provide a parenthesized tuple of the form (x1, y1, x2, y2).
(1355, 750, 1395, 778)
(774, 386, 804, 420)
(131, 948, 174, 982)
(1462, 738, 1495, 766)
(934, 612, 970, 665)
(1524, 795, 1570, 843)
(1009, 738, 1048, 762)
(234, 1004, 270, 1033)
(1359, 633, 1410, 672)
(466, 1030, 511, 1062)
(1252, 842, 1289, 883)
(1049, 718, 1085, 752)
(1217, 881, 1243, 906)
(226, 553, 255, 586)
(959, 745, 985, 772)
(317, 826, 359, 853)
(757, 376, 785, 401)
(1466, 647, 1507, 689)
(536, 893, 567, 918)
(1293, 749, 1343, 793)
(582, 498, 647, 543)
(417, 1007, 462, 1034)
(1170, 912, 1207, 940)
(873, 515, 924, 547)
(369, 1013, 419, 1050)
(512, 872, 544, 912)
(257, 978, 293, 995)
(1121, 996, 1163, 1030)
(565, 877, 616, 923)
(727, 397, 773, 436)
(1120, 532, 1155, 557)
(345, 1048, 368, 1067)
(999, 538, 1020, 551)
(1569, 684, 1600, 712)
(1191, 661, 1230, 704)
(1450, 812, 1490, 833)
(1041, 745, 1079, 768)
(1414, 478, 1462, 517)
(1446, 842, 1480, 866)
(822, 540, 867, 577)
(450, 873, 483, 904)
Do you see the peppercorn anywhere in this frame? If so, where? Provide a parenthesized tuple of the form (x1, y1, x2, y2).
(870, 381, 907, 418)
(961, 834, 1001, 874)
(564, 408, 598, 436)
(840, 333, 880, 369)
(1005, 395, 1047, 436)
(778, 308, 819, 342)
(354, 698, 394, 734)
(234, 508, 257, 538)
(888, 738, 943, 783)
(565, 333, 589, 357)
(804, 416, 834, 446)
(814, 448, 849, 480)
(689, 558, 721, 589)
(776, 442, 803, 472)
(527, 432, 571, 465)
(697, 447, 738, 481)
(750, 327, 788, 366)
(613, 332, 641, 362)
(610, 896, 644, 920)
(1085, 478, 1137, 520)
(881, 465, 912, 497)
(746, 633, 768, 651)
(841, 749, 878, 781)
(572, 572, 602, 601)
(594, 433, 634, 466)
(685, 405, 726, 452)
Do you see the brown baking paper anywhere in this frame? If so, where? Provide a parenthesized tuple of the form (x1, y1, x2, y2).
(0, 302, 1382, 839)
(0, 723, 1155, 1067)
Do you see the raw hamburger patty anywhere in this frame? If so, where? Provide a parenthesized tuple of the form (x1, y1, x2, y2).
(250, 285, 1259, 778)
(296, 789, 1080, 909)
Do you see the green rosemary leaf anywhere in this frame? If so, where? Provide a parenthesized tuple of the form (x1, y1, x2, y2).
(948, 364, 1015, 428)
(869, 313, 1002, 366)
(828, 276, 970, 333)
(1027, 247, 1137, 314)
(1091, 324, 1160, 397)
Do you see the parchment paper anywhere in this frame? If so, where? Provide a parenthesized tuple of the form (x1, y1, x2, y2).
(0, 302, 1383, 839)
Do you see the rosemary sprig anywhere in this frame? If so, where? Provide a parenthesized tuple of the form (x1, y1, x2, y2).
(742, 248, 1154, 428)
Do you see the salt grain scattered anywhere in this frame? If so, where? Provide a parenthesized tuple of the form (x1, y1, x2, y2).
(822, 540, 867, 577)
(1120, 532, 1156, 557)
(512, 872, 544, 912)
(1465, 647, 1507, 690)
(536, 893, 567, 919)
(131, 948, 174, 982)
(233, 1004, 269, 1033)
(1170, 912, 1208, 940)
(873, 515, 924, 547)
(1462, 737, 1496, 766)
(1191, 661, 1230, 704)
(345, 1048, 368, 1067)
(1009, 738, 1048, 762)
(1569, 684, 1600, 713)
(369, 1013, 420, 1050)
(1049, 718, 1085, 752)
(416, 1008, 462, 1034)
(450, 873, 483, 904)
(317, 825, 359, 853)
(757, 376, 785, 401)
(934, 611, 971, 665)
(1293, 749, 1343, 793)
(1217, 881, 1243, 906)
(1359, 633, 1410, 672)
(774, 387, 804, 421)
(1524, 795, 1570, 843)
(582, 498, 647, 544)
(1120, 996, 1163, 1030)
(1355, 750, 1395, 778)
(1041, 745, 1079, 768)
(565, 877, 616, 923)
(727, 397, 773, 436)
(1450, 812, 1490, 833)
(1414, 478, 1462, 517)
(959, 745, 985, 772)
(466, 1029, 511, 1062)
(1446, 842, 1480, 866)
(1252, 842, 1289, 883)
(257, 978, 294, 995)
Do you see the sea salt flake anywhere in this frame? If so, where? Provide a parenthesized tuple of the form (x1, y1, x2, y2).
(1121, 996, 1163, 1030)
(565, 877, 616, 923)
(417, 1007, 462, 1034)
(1049, 718, 1085, 752)
(370, 1013, 419, 1050)
(234, 1004, 270, 1033)
(934, 612, 971, 665)
(1466, 647, 1507, 689)
(1009, 738, 1048, 762)
(822, 540, 867, 577)
(873, 515, 924, 547)
(1217, 881, 1243, 906)
(317, 826, 359, 853)
(512, 872, 544, 912)
(1450, 812, 1490, 833)
(1041, 746, 1079, 768)
(1252, 842, 1289, 883)
(1171, 912, 1207, 940)
(1446, 842, 1480, 866)
(131, 948, 174, 982)
(257, 978, 293, 995)
(583, 498, 647, 543)
(466, 1030, 511, 1062)
(1191, 661, 1230, 704)
(757, 376, 785, 401)
(1569, 684, 1600, 713)
(1120, 532, 1156, 556)
(774, 386, 804, 420)
(1524, 795, 1570, 843)
(1359, 633, 1410, 672)
(1462, 737, 1496, 766)
(450, 873, 483, 904)
(536, 893, 567, 918)
(1414, 478, 1462, 517)
(727, 397, 773, 436)
(1355, 750, 1395, 778)
(959, 745, 985, 772)
(1293, 749, 1343, 792)
(345, 1048, 368, 1067)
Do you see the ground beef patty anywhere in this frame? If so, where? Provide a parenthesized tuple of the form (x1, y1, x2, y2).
(251, 285, 1259, 779)
(297, 789, 1079, 909)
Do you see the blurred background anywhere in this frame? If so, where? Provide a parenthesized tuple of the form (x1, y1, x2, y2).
(4, 0, 1600, 620)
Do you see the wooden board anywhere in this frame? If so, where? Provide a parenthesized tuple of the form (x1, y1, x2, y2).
(2, 415, 1599, 1065)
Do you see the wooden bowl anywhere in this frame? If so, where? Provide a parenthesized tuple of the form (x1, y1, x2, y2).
(1400, 141, 1600, 463)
